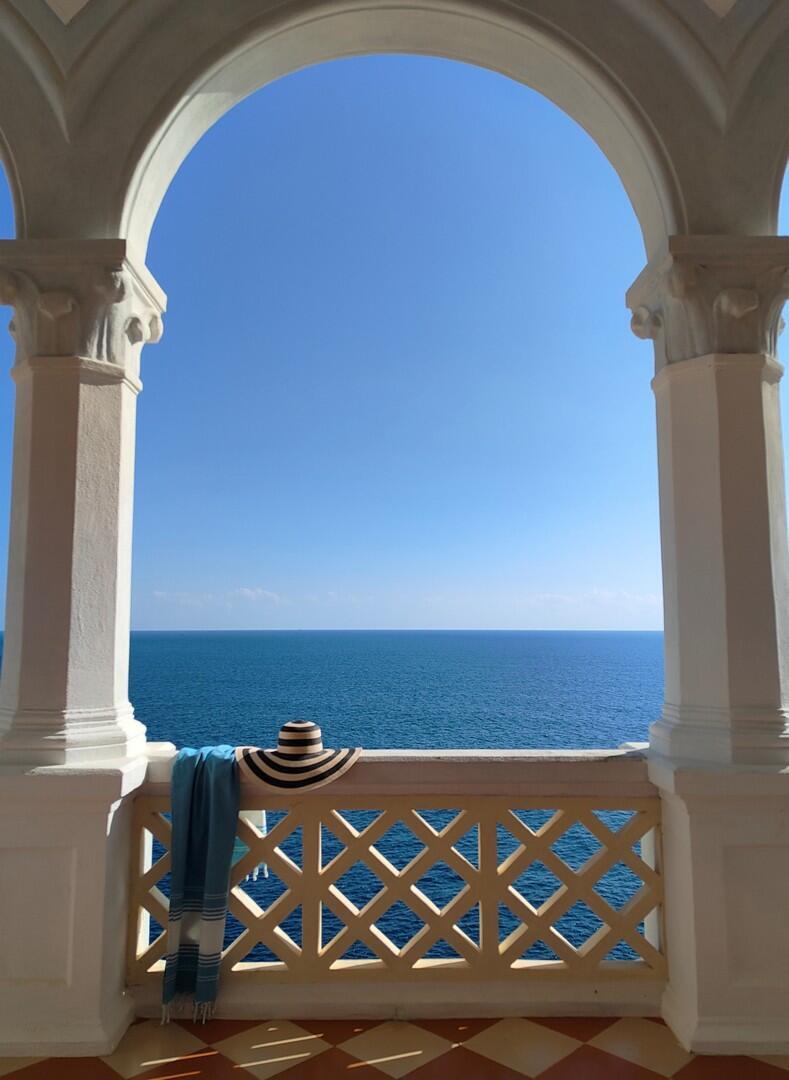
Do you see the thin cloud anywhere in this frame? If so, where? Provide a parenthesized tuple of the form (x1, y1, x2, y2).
(153, 586, 284, 609)
(520, 587, 661, 609)
(231, 587, 283, 604)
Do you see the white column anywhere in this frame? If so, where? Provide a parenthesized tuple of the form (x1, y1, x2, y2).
(0, 240, 165, 765)
(628, 236, 789, 1053)
(628, 236, 789, 768)
(0, 240, 164, 1056)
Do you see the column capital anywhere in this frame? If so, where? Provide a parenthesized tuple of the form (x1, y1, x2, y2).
(626, 236, 789, 369)
(0, 239, 166, 387)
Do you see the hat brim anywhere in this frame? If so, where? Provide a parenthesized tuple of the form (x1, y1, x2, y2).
(236, 745, 361, 792)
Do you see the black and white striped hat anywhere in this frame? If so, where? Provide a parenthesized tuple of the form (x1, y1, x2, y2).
(235, 721, 361, 791)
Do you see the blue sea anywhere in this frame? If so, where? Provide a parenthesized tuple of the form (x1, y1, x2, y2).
(2, 629, 665, 961)
(130, 629, 662, 751)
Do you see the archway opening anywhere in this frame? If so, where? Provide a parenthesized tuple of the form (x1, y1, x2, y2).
(120, 9, 682, 259)
(129, 56, 663, 752)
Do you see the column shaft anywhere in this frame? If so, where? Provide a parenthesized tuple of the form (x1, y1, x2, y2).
(654, 353, 789, 763)
(628, 236, 789, 766)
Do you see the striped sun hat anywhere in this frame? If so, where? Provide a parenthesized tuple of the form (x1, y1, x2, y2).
(235, 721, 361, 791)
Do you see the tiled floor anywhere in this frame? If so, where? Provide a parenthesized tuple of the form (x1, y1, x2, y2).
(1, 1016, 789, 1078)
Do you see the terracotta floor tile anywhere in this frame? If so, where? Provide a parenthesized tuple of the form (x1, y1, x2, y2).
(409, 1019, 498, 1043)
(0, 1062, 43, 1079)
(674, 1057, 789, 1079)
(279, 1046, 383, 1076)
(174, 1019, 265, 1045)
(529, 1017, 619, 1042)
(11, 1018, 789, 1080)
(537, 1044, 667, 1079)
(405, 1046, 524, 1078)
(294, 1021, 380, 1046)
(133, 1049, 244, 1080)
(2, 1060, 121, 1080)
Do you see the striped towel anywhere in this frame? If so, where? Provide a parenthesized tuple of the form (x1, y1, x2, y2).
(162, 746, 239, 1022)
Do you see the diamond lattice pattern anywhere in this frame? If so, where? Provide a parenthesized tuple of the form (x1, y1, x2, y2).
(128, 797, 664, 984)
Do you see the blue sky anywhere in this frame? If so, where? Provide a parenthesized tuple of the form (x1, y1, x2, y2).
(0, 56, 786, 631)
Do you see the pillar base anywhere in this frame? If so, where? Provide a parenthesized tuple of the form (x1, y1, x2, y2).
(0, 997, 133, 1058)
(650, 754, 789, 1053)
(0, 759, 147, 1056)
(663, 998, 789, 1057)
(650, 706, 789, 767)
(0, 703, 147, 765)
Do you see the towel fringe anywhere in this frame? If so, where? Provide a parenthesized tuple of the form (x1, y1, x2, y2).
(192, 1000, 215, 1024)
(162, 992, 200, 1024)
(162, 996, 218, 1025)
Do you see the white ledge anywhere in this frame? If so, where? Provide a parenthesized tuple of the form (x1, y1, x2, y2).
(141, 742, 655, 798)
(0, 755, 148, 802)
(648, 753, 789, 796)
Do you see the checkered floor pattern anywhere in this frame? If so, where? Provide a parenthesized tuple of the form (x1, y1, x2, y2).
(2, 1016, 789, 1079)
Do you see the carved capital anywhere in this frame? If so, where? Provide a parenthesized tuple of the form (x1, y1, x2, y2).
(626, 237, 789, 370)
(0, 240, 166, 383)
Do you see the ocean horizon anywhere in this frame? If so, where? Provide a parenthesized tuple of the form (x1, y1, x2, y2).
(131, 628, 662, 751)
(0, 628, 664, 751)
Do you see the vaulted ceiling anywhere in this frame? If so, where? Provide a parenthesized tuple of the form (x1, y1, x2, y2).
(36, 0, 759, 23)
(43, 0, 90, 24)
(0, 0, 787, 251)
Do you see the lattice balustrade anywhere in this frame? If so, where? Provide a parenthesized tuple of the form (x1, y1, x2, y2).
(127, 795, 664, 986)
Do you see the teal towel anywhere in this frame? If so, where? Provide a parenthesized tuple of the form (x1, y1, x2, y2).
(162, 746, 239, 1021)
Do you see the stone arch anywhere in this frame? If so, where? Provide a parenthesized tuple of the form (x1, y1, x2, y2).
(0, 122, 24, 240)
(722, 17, 789, 240)
(118, 4, 686, 259)
(778, 151, 789, 231)
(0, 156, 16, 239)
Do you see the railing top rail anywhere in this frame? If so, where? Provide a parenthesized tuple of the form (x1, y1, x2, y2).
(142, 742, 655, 798)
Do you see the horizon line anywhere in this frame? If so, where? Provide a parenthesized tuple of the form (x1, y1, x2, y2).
(124, 626, 664, 634)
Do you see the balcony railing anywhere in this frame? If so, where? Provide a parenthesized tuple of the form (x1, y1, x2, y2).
(128, 747, 665, 1017)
